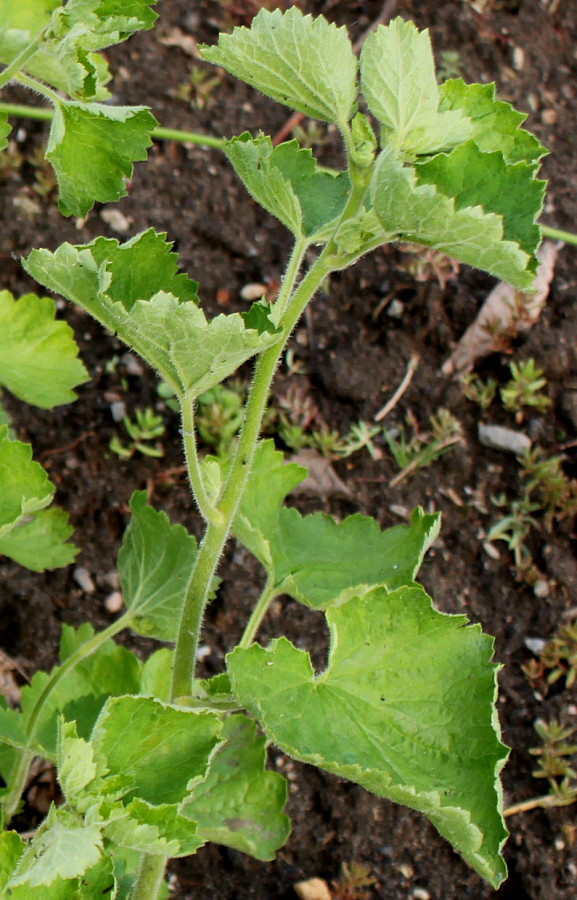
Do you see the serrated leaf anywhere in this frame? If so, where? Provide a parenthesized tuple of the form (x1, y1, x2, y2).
(415, 142, 544, 259)
(360, 19, 472, 156)
(181, 714, 289, 860)
(24, 231, 279, 398)
(8, 805, 103, 887)
(20, 632, 142, 756)
(371, 146, 536, 288)
(0, 427, 54, 538)
(57, 720, 98, 801)
(91, 696, 222, 806)
(0, 290, 88, 408)
(439, 79, 547, 164)
(225, 135, 350, 239)
(46, 101, 157, 215)
(104, 798, 202, 857)
(0, 701, 29, 758)
(0, 831, 25, 891)
(0, 507, 78, 571)
(232, 440, 306, 568)
(118, 491, 197, 642)
(228, 585, 508, 887)
(200, 7, 357, 125)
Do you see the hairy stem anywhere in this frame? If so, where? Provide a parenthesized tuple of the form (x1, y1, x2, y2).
(238, 574, 279, 650)
(0, 28, 48, 90)
(181, 392, 223, 524)
(129, 853, 168, 900)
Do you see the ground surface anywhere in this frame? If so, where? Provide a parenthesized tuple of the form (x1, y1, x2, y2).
(1, 1, 577, 898)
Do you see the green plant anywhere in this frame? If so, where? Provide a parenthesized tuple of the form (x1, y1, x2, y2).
(522, 618, 577, 692)
(485, 494, 540, 573)
(0, 5, 550, 896)
(196, 382, 246, 456)
(385, 408, 463, 486)
(460, 371, 498, 410)
(505, 719, 577, 817)
(500, 359, 551, 421)
(518, 446, 577, 529)
(110, 407, 166, 459)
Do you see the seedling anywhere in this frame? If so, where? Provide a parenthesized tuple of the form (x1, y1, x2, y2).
(518, 446, 577, 529)
(0, 5, 548, 896)
(460, 371, 498, 410)
(196, 382, 246, 456)
(500, 359, 551, 422)
(505, 719, 577, 817)
(522, 618, 577, 692)
(486, 495, 540, 573)
(385, 408, 463, 486)
(109, 407, 166, 459)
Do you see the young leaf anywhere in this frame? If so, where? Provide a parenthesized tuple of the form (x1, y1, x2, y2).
(46, 101, 156, 216)
(117, 491, 197, 643)
(103, 797, 202, 858)
(228, 585, 508, 887)
(415, 142, 545, 259)
(439, 79, 547, 164)
(370, 146, 536, 288)
(7, 804, 103, 887)
(57, 720, 99, 801)
(360, 19, 472, 156)
(0, 290, 88, 408)
(0, 427, 54, 537)
(90, 695, 222, 806)
(25, 233, 280, 398)
(200, 7, 358, 126)
(181, 714, 290, 860)
(225, 135, 350, 240)
(0, 831, 24, 892)
(0, 507, 77, 571)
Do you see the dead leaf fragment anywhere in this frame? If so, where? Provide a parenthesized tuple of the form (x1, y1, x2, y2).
(442, 241, 559, 375)
(158, 28, 200, 58)
(289, 449, 353, 499)
(294, 877, 333, 900)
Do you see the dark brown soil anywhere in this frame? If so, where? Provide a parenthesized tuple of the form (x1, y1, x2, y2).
(2, 1, 577, 898)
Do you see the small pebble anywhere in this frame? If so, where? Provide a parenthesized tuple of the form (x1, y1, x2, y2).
(293, 878, 331, 900)
(533, 579, 550, 599)
(478, 424, 531, 455)
(412, 889, 431, 900)
(73, 566, 96, 593)
(121, 353, 145, 376)
(525, 637, 546, 655)
(104, 591, 123, 613)
(110, 401, 127, 423)
(100, 208, 131, 233)
(240, 282, 267, 301)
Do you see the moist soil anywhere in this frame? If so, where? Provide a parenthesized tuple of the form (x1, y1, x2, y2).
(1, 1, 577, 898)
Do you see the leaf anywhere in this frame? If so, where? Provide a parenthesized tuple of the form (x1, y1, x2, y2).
(0, 507, 78, 571)
(24, 232, 279, 398)
(20, 629, 142, 755)
(8, 805, 103, 887)
(228, 585, 509, 887)
(104, 798, 202, 857)
(225, 135, 350, 240)
(57, 720, 98, 801)
(232, 440, 306, 569)
(439, 78, 547, 165)
(91, 695, 222, 806)
(415, 142, 545, 259)
(0, 831, 24, 892)
(0, 427, 54, 538)
(181, 714, 290, 860)
(0, 111, 10, 152)
(360, 19, 472, 156)
(200, 7, 358, 126)
(371, 146, 536, 288)
(46, 101, 157, 215)
(118, 491, 197, 642)
(0, 290, 88, 408)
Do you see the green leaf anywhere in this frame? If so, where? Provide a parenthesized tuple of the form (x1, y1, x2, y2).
(415, 142, 545, 259)
(0, 701, 29, 758)
(0, 831, 24, 892)
(439, 78, 547, 164)
(46, 101, 157, 216)
(91, 696, 222, 806)
(57, 720, 98, 801)
(0, 427, 54, 537)
(181, 714, 290, 860)
(225, 135, 350, 240)
(0, 290, 88, 408)
(25, 232, 279, 398)
(200, 7, 358, 126)
(0, 111, 10, 152)
(118, 491, 197, 642)
(228, 585, 508, 887)
(20, 630, 142, 755)
(8, 804, 103, 887)
(360, 19, 472, 156)
(232, 440, 306, 569)
(104, 798, 202, 857)
(371, 146, 536, 288)
(0, 507, 78, 571)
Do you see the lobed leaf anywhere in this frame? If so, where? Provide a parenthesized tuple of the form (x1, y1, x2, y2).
(200, 6, 358, 126)
(46, 101, 157, 215)
(360, 19, 472, 156)
(25, 232, 279, 398)
(118, 491, 197, 643)
(0, 290, 88, 409)
(0, 508, 78, 572)
(371, 146, 537, 288)
(181, 714, 290, 860)
(104, 797, 202, 858)
(228, 585, 508, 887)
(0, 831, 25, 892)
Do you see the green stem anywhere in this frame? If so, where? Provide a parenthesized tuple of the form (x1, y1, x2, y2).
(238, 574, 278, 650)
(0, 101, 225, 149)
(129, 853, 168, 900)
(0, 29, 47, 90)
(181, 392, 223, 525)
(170, 246, 338, 701)
(273, 237, 308, 320)
(540, 224, 577, 246)
(1, 613, 133, 824)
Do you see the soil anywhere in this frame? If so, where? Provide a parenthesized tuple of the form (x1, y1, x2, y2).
(1, 1, 577, 898)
